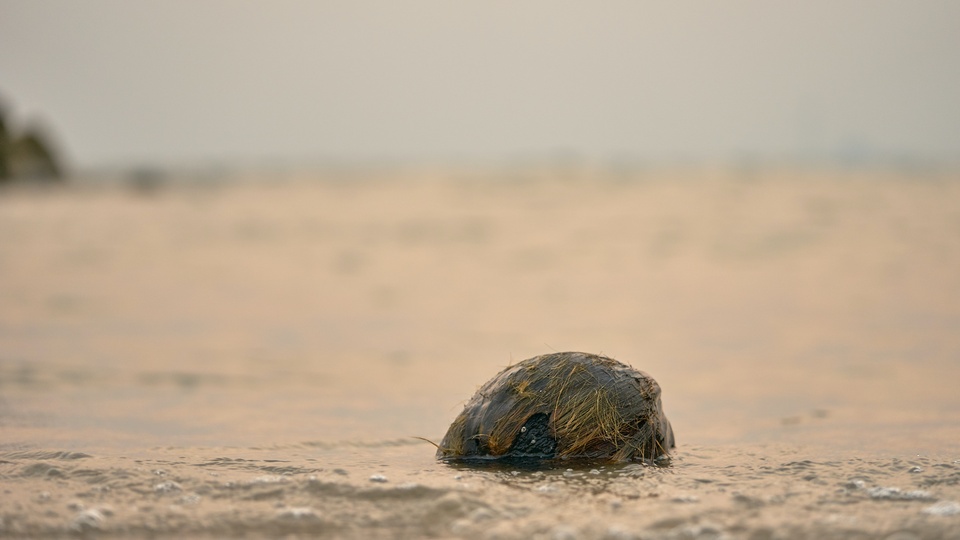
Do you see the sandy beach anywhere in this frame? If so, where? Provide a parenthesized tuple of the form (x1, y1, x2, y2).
(2, 167, 959, 538)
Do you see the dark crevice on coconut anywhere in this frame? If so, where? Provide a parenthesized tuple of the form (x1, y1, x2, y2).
(437, 352, 674, 464)
(506, 413, 557, 458)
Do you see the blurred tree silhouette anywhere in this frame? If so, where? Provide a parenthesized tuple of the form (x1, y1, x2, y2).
(0, 98, 63, 182)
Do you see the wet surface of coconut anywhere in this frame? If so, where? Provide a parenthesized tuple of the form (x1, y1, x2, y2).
(437, 352, 674, 463)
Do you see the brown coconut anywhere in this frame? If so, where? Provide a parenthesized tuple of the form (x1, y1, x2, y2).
(436, 352, 674, 462)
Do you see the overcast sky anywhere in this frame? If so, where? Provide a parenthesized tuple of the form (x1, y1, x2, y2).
(2, 1, 959, 169)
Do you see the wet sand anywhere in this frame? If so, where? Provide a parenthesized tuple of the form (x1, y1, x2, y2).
(1, 167, 959, 538)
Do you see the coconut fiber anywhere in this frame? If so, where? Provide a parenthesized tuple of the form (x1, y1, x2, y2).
(437, 352, 674, 462)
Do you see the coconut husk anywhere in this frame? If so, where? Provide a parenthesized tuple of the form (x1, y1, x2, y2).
(437, 352, 674, 463)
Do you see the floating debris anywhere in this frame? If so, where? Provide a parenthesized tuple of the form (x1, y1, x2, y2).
(436, 352, 674, 463)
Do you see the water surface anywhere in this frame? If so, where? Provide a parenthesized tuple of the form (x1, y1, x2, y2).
(1, 168, 959, 538)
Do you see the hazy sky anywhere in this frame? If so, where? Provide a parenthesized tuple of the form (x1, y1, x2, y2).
(2, 1, 959, 169)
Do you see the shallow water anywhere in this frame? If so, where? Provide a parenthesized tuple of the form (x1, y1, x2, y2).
(1, 167, 959, 538)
